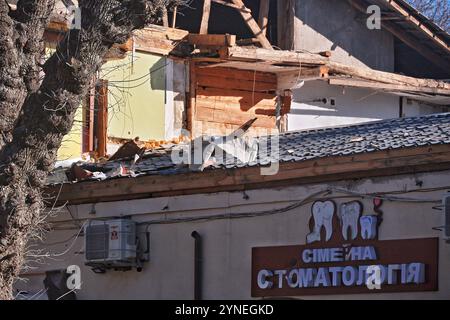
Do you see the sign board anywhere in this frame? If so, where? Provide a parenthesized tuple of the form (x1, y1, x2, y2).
(251, 199, 439, 297)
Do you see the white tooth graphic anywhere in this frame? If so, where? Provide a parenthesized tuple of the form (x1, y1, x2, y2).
(339, 201, 362, 240)
(360, 215, 378, 240)
(306, 201, 335, 244)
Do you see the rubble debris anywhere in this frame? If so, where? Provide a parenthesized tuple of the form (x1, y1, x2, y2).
(109, 137, 146, 161)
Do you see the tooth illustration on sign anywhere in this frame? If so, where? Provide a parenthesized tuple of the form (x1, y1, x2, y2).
(306, 201, 335, 244)
(360, 215, 378, 240)
(339, 201, 362, 240)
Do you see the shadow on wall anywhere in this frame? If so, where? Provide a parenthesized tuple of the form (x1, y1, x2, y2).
(150, 57, 168, 91)
(295, 0, 394, 72)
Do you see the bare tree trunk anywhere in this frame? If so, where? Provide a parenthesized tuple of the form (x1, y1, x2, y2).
(0, 0, 182, 300)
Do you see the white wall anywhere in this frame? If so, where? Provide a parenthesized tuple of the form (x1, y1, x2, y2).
(16, 170, 450, 300)
(294, 0, 395, 71)
(288, 81, 400, 131)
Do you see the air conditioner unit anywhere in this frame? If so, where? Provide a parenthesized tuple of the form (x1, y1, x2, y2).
(85, 219, 137, 270)
(444, 195, 450, 240)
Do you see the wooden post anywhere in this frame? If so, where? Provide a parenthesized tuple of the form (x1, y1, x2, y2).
(95, 79, 108, 158)
(162, 8, 169, 27)
(172, 6, 178, 28)
(231, 0, 272, 49)
(258, 0, 270, 36)
(200, 0, 212, 34)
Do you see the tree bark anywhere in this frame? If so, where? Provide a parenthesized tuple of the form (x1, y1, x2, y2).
(0, 0, 183, 300)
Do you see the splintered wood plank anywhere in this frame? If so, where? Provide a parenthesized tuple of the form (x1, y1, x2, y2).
(200, 0, 212, 34)
(230, 0, 273, 49)
(258, 0, 270, 36)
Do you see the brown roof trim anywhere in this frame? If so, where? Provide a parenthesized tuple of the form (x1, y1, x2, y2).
(46, 144, 450, 205)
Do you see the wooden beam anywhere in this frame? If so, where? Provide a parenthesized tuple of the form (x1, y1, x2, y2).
(188, 34, 236, 47)
(328, 61, 450, 90)
(380, 0, 450, 53)
(258, 0, 270, 36)
(221, 46, 329, 66)
(230, 0, 273, 49)
(133, 26, 189, 56)
(328, 78, 450, 95)
(47, 144, 450, 205)
(277, 66, 330, 90)
(172, 6, 178, 28)
(277, 0, 295, 50)
(200, 0, 212, 34)
(95, 80, 108, 158)
(187, 61, 197, 137)
(347, 0, 450, 70)
(212, 0, 252, 13)
(162, 8, 169, 27)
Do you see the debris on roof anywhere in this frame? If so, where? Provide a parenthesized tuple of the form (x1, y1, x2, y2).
(108, 137, 146, 162)
(46, 112, 450, 186)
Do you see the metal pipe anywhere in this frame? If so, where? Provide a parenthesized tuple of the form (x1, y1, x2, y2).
(191, 231, 203, 300)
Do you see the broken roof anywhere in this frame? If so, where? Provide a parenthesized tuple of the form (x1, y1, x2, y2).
(48, 112, 450, 185)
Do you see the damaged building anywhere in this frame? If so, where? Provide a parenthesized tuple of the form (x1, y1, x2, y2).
(13, 0, 450, 300)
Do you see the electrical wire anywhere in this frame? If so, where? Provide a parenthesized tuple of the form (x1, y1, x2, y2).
(30, 222, 87, 258)
(47, 185, 450, 229)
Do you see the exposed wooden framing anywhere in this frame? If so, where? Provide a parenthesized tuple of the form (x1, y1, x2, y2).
(162, 8, 169, 27)
(48, 144, 450, 205)
(328, 61, 450, 90)
(187, 61, 197, 137)
(277, 66, 330, 90)
(211, 0, 252, 13)
(172, 6, 178, 28)
(95, 80, 108, 158)
(258, 0, 270, 36)
(200, 0, 212, 34)
(382, 20, 450, 70)
(188, 34, 236, 47)
(329, 78, 450, 96)
(230, 0, 273, 49)
(380, 0, 450, 53)
(221, 46, 329, 66)
(133, 26, 189, 55)
(348, 0, 450, 70)
(277, 0, 295, 50)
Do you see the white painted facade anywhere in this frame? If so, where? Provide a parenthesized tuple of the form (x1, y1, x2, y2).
(17, 170, 450, 299)
(287, 80, 445, 131)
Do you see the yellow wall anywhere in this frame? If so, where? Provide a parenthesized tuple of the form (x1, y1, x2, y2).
(57, 52, 167, 161)
(103, 53, 167, 141)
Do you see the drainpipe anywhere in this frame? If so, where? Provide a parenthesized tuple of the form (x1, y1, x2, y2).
(191, 231, 202, 300)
